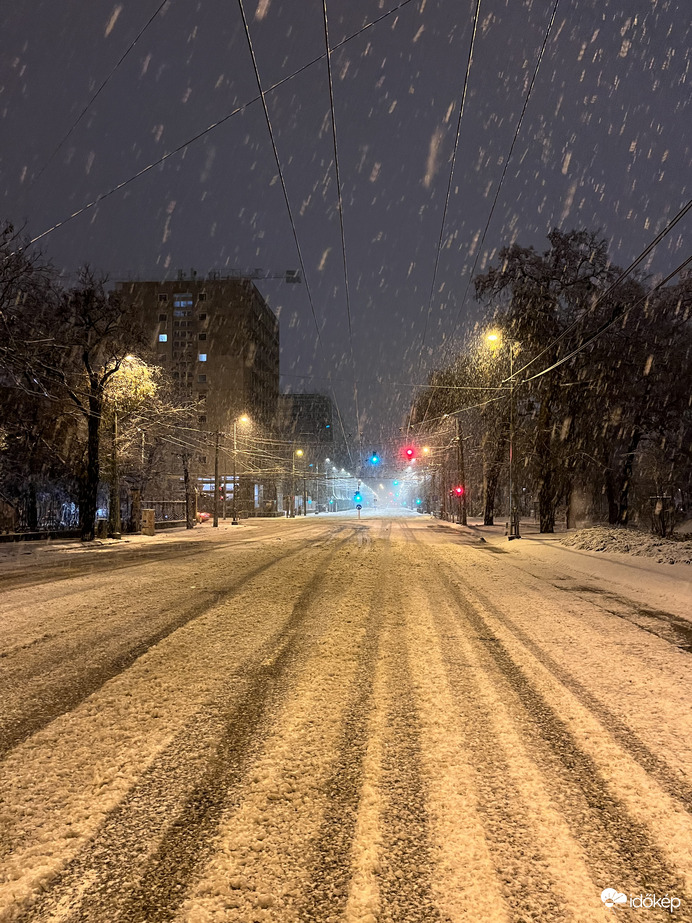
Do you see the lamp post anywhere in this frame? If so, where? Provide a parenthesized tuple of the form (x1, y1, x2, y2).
(232, 415, 250, 525)
(292, 449, 303, 517)
(486, 331, 521, 540)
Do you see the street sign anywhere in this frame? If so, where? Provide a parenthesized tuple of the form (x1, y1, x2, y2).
(356, 504, 362, 510)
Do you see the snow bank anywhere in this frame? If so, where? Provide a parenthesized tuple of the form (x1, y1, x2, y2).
(561, 527, 692, 565)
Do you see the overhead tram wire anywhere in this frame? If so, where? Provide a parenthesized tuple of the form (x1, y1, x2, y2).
(32, 0, 170, 186)
(236, 0, 356, 468)
(419, 0, 482, 352)
(517, 251, 692, 386)
(450, 0, 561, 334)
(507, 195, 692, 384)
(322, 0, 365, 469)
(407, 0, 483, 437)
(18, 0, 416, 254)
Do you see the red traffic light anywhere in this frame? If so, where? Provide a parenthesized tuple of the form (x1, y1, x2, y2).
(404, 446, 415, 460)
(454, 486, 464, 496)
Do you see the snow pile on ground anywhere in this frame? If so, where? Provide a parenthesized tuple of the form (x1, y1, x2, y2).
(561, 527, 692, 565)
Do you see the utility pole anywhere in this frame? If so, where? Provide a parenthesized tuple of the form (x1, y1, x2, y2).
(213, 431, 220, 528)
(232, 419, 239, 525)
(456, 417, 467, 526)
(108, 404, 121, 538)
(508, 342, 521, 540)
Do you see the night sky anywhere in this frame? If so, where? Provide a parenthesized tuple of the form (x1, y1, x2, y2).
(2, 0, 690, 450)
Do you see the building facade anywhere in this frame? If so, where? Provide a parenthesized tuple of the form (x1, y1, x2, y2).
(117, 275, 280, 511)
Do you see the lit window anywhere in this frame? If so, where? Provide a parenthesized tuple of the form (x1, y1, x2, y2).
(198, 353, 207, 362)
(158, 333, 168, 342)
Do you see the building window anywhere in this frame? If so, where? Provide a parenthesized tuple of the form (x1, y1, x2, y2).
(198, 374, 207, 383)
(172, 372, 179, 379)
(198, 292, 207, 302)
(198, 353, 207, 362)
(158, 293, 168, 302)
(158, 313, 167, 322)
(199, 313, 207, 321)
(173, 293, 193, 308)
(200, 456, 207, 465)
(198, 332, 206, 340)
(158, 333, 168, 342)
(198, 415, 207, 424)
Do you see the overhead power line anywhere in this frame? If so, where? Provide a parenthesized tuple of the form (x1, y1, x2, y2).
(508, 196, 692, 383)
(420, 0, 483, 353)
(33, 0, 170, 185)
(23, 0, 415, 251)
(450, 0, 561, 335)
(408, 0, 483, 437)
(322, 0, 364, 468)
(518, 251, 692, 385)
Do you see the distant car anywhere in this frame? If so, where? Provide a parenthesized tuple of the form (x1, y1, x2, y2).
(196, 511, 211, 522)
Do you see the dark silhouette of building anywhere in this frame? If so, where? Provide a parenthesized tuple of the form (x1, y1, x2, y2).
(117, 274, 279, 512)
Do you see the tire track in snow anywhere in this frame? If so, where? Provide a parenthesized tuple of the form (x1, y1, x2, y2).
(441, 544, 692, 813)
(14, 531, 356, 923)
(424, 541, 690, 918)
(0, 529, 348, 759)
(294, 558, 386, 921)
(297, 527, 442, 923)
(399, 523, 571, 922)
(374, 615, 442, 923)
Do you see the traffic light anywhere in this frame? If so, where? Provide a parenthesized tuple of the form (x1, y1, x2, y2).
(454, 486, 464, 496)
(370, 452, 380, 465)
(354, 492, 362, 503)
(404, 446, 415, 461)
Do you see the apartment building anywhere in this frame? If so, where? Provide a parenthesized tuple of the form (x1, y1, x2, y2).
(117, 274, 280, 508)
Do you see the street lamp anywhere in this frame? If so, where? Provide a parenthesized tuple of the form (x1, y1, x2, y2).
(232, 414, 250, 525)
(291, 449, 304, 517)
(486, 330, 520, 539)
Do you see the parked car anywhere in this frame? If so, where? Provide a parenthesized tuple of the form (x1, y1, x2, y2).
(196, 511, 211, 522)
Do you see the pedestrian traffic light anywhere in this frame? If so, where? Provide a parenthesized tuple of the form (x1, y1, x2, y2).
(354, 492, 362, 502)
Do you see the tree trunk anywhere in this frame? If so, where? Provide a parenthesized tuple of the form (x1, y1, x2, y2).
(617, 429, 642, 526)
(605, 470, 619, 524)
(26, 482, 38, 532)
(483, 435, 506, 525)
(80, 391, 102, 542)
(565, 481, 574, 530)
(183, 454, 196, 529)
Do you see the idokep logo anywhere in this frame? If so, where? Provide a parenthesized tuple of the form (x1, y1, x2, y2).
(601, 889, 627, 909)
(601, 887, 682, 914)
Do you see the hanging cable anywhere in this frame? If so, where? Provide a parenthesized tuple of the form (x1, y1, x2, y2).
(321, 0, 364, 468)
(507, 196, 692, 383)
(518, 251, 692, 385)
(19, 0, 414, 254)
(450, 0, 561, 335)
(406, 0, 483, 438)
(32, 0, 170, 185)
(420, 0, 482, 354)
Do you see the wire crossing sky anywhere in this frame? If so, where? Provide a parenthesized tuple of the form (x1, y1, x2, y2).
(2, 0, 689, 444)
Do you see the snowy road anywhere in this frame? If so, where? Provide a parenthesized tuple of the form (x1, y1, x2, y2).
(1, 513, 691, 922)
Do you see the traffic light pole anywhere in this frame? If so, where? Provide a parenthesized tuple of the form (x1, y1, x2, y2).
(455, 417, 467, 526)
(213, 431, 220, 528)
